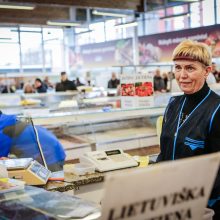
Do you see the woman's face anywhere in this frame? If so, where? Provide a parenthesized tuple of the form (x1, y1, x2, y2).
(174, 60, 211, 94)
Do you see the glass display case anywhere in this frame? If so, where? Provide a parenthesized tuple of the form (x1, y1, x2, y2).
(30, 106, 165, 161)
(0, 88, 118, 115)
(4, 82, 220, 163)
(0, 91, 78, 115)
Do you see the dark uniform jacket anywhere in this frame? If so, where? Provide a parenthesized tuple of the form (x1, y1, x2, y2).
(157, 87, 220, 218)
(107, 79, 120, 89)
(55, 80, 76, 91)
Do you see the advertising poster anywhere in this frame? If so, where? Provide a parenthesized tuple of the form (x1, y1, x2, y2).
(69, 39, 133, 69)
(121, 70, 154, 109)
(121, 73, 136, 109)
(135, 68, 154, 108)
(139, 24, 220, 64)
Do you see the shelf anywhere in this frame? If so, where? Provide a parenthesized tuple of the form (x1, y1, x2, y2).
(32, 107, 165, 126)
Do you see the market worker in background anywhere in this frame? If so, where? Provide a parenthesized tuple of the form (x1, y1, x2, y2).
(55, 71, 76, 91)
(0, 111, 66, 172)
(107, 72, 120, 89)
(157, 40, 220, 219)
(153, 69, 166, 92)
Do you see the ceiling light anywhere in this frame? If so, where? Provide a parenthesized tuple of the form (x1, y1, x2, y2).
(47, 20, 81, 27)
(0, 4, 35, 10)
(115, 21, 138, 29)
(92, 10, 127, 18)
(75, 30, 92, 35)
(75, 27, 93, 34)
(0, 38, 11, 40)
(170, 0, 199, 2)
(160, 12, 190, 20)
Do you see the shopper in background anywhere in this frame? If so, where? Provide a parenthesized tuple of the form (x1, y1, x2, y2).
(212, 62, 220, 82)
(0, 79, 16, 93)
(23, 82, 35, 93)
(107, 72, 120, 89)
(85, 71, 92, 86)
(75, 77, 84, 87)
(55, 71, 76, 92)
(34, 78, 47, 93)
(153, 69, 166, 92)
(43, 76, 54, 89)
(167, 71, 182, 93)
(157, 40, 220, 219)
(162, 72, 168, 91)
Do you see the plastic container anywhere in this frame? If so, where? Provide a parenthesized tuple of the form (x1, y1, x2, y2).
(73, 163, 95, 176)
(203, 208, 215, 220)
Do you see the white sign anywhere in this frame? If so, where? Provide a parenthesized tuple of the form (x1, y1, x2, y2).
(101, 153, 220, 220)
(120, 71, 154, 109)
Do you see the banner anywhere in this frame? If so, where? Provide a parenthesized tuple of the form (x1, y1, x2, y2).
(139, 24, 220, 64)
(69, 38, 133, 69)
(121, 69, 154, 109)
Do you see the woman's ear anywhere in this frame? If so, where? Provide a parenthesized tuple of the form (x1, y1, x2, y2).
(204, 66, 212, 78)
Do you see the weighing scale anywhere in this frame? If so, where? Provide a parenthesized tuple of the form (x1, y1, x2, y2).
(0, 158, 51, 185)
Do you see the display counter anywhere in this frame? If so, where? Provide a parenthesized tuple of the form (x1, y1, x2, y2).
(28, 106, 165, 160)
(45, 160, 156, 204)
(0, 185, 101, 220)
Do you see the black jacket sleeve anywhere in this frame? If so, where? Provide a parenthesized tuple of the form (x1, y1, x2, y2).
(207, 107, 220, 200)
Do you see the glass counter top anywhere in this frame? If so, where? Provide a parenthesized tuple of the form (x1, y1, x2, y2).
(0, 186, 101, 220)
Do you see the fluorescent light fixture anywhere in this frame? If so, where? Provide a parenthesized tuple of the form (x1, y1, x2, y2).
(115, 21, 138, 29)
(0, 37, 11, 40)
(92, 10, 127, 18)
(75, 28, 93, 34)
(47, 20, 81, 27)
(170, 0, 199, 2)
(160, 12, 190, 20)
(0, 4, 35, 10)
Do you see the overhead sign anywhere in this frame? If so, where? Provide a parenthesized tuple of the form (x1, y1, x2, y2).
(101, 153, 220, 220)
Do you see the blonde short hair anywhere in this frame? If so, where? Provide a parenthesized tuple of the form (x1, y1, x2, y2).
(172, 40, 212, 66)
